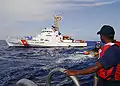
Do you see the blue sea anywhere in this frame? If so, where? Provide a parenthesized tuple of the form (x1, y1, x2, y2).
(0, 40, 98, 86)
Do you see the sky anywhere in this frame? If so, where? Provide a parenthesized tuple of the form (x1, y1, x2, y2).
(0, 0, 120, 41)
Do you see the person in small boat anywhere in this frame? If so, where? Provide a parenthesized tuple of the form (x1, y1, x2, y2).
(65, 25, 120, 86)
(84, 41, 101, 57)
(93, 41, 101, 52)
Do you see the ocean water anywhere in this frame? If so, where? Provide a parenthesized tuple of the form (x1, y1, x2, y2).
(0, 40, 97, 86)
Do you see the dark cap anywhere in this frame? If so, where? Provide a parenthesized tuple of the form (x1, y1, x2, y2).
(97, 25, 115, 36)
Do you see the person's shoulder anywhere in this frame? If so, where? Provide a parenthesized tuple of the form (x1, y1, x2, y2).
(111, 44, 119, 49)
(107, 44, 120, 54)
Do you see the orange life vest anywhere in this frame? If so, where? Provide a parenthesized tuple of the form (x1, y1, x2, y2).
(97, 42, 120, 80)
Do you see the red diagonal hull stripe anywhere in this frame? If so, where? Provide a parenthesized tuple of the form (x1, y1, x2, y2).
(21, 40, 28, 46)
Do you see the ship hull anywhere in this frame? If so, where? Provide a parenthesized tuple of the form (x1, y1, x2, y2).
(6, 39, 87, 48)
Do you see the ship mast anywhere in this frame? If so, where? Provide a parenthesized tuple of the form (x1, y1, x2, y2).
(54, 16, 62, 31)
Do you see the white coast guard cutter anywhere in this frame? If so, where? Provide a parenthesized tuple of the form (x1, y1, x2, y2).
(6, 16, 87, 47)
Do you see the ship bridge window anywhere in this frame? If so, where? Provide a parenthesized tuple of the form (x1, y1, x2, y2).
(40, 39, 44, 41)
(41, 31, 52, 33)
(45, 39, 49, 41)
(46, 31, 52, 32)
(41, 31, 45, 33)
(46, 35, 52, 36)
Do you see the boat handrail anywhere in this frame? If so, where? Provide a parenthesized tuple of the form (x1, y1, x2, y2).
(16, 68, 80, 86)
(46, 68, 80, 86)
